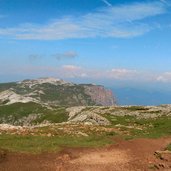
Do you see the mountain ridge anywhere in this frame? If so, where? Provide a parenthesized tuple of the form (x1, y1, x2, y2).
(0, 77, 116, 107)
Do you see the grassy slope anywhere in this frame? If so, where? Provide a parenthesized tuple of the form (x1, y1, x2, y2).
(105, 114, 171, 138)
(38, 83, 96, 106)
(1, 82, 97, 106)
(0, 114, 170, 153)
(0, 105, 171, 153)
(0, 82, 17, 93)
(0, 134, 113, 153)
(0, 102, 68, 125)
(0, 82, 97, 106)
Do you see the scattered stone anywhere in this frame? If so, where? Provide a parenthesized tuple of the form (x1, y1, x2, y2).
(77, 131, 88, 137)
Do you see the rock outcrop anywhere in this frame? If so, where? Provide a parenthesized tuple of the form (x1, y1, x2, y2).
(68, 111, 110, 125)
(0, 90, 38, 105)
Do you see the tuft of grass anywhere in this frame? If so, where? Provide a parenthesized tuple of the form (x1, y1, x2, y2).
(125, 106, 148, 111)
(166, 143, 171, 151)
(104, 115, 136, 126)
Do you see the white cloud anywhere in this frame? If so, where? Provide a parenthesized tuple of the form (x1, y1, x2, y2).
(60, 67, 139, 80)
(3, 63, 171, 83)
(61, 65, 88, 78)
(156, 72, 171, 82)
(2, 65, 139, 80)
(62, 65, 81, 71)
(108, 68, 137, 79)
(111, 68, 136, 73)
(0, 1, 167, 40)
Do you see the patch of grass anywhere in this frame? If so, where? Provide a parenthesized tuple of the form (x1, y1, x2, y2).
(148, 164, 159, 170)
(135, 117, 171, 138)
(141, 110, 162, 114)
(0, 102, 44, 117)
(33, 107, 69, 124)
(104, 114, 171, 139)
(0, 82, 17, 93)
(0, 99, 10, 105)
(125, 116, 171, 138)
(0, 134, 113, 154)
(166, 143, 171, 151)
(0, 102, 69, 125)
(105, 131, 117, 136)
(125, 106, 148, 111)
(104, 115, 136, 126)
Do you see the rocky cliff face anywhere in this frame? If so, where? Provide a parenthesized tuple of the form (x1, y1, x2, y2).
(0, 78, 116, 106)
(84, 85, 116, 106)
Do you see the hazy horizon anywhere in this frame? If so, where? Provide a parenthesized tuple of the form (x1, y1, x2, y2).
(1, 0, 171, 105)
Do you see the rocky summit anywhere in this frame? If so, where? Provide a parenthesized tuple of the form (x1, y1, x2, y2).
(0, 77, 116, 106)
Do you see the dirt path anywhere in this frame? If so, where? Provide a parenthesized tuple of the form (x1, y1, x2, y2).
(0, 137, 171, 171)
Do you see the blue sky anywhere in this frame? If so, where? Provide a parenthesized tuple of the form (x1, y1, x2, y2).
(0, 0, 171, 88)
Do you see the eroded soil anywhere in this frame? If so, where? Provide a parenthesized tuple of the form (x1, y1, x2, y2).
(0, 137, 171, 171)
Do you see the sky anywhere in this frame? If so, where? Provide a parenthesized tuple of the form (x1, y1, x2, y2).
(0, 0, 171, 90)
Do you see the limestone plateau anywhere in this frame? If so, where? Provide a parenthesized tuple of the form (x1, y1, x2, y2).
(0, 77, 116, 106)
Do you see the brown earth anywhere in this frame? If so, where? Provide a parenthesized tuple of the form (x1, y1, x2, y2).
(0, 137, 171, 171)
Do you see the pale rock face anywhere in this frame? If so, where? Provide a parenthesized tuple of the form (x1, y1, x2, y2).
(68, 111, 110, 125)
(0, 124, 23, 130)
(0, 90, 37, 104)
(67, 107, 110, 125)
(66, 106, 86, 120)
(84, 85, 116, 106)
(17, 77, 72, 87)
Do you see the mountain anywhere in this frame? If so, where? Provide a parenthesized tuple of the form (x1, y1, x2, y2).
(0, 77, 116, 106)
(0, 78, 116, 126)
(0, 78, 171, 127)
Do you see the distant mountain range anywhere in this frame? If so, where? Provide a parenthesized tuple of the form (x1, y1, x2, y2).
(0, 77, 116, 106)
(1, 77, 171, 106)
(0, 77, 171, 126)
(0, 77, 117, 126)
